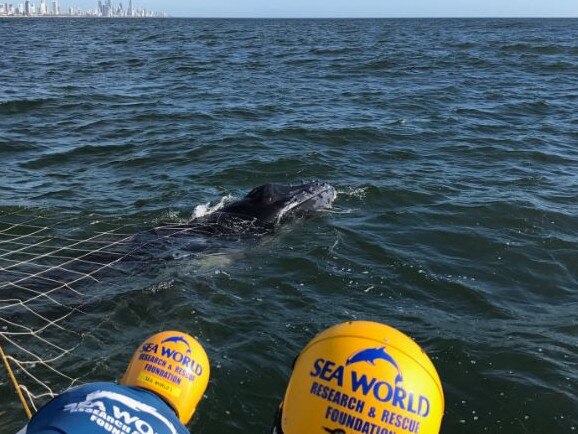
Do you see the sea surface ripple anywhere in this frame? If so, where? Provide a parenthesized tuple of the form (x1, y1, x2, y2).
(0, 18, 577, 433)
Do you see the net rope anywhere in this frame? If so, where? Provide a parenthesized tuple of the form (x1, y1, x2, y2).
(0, 201, 240, 417)
(0, 207, 153, 414)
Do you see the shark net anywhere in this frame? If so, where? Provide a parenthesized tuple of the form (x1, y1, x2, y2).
(0, 207, 144, 416)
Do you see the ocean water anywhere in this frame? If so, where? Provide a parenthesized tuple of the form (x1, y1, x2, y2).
(0, 18, 577, 433)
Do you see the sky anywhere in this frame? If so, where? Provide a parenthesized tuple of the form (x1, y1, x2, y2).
(66, 0, 578, 18)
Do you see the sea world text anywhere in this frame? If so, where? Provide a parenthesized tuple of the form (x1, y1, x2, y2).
(140, 343, 203, 377)
(310, 358, 430, 418)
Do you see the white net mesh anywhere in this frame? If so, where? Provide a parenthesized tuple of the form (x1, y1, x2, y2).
(1, 201, 247, 415)
(0, 207, 143, 412)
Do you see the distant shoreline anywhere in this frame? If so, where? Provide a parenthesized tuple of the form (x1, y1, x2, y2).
(0, 16, 168, 18)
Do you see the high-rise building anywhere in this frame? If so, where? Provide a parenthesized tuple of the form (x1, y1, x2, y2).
(23, 0, 29, 14)
(98, 0, 113, 16)
(39, 0, 46, 14)
(127, 0, 132, 17)
(51, 0, 58, 15)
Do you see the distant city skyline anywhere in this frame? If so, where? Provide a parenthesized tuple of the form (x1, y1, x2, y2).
(1, 0, 577, 17)
(0, 0, 166, 16)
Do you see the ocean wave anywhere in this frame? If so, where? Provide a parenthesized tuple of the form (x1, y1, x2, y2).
(499, 42, 578, 55)
(20, 143, 136, 169)
(2, 18, 578, 434)
(0, 97, 56, 114)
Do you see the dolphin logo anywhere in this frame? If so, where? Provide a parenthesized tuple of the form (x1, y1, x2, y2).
(161, 336, 192, 354)
(323, 427, 345, 434)
(346, 346, 403, 383)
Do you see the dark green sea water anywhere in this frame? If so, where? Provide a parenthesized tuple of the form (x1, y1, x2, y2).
(0, 18, 577, 433)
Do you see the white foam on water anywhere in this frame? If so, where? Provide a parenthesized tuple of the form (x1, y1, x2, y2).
(191, 194, 236, 220)
(163, 209, 182, 221)
(336, 186, 369, 199)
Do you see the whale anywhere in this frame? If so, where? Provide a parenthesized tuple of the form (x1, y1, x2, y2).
(169, 180, 334, 233)
(140, 181, 336, 244)
(122, 180, 337, 260)
(0, 181, 337, 304)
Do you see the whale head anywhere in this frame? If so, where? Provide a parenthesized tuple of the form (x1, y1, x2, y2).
(188, 181, 336, 234)
(135, 181, 337, 254)
(219, 181, 337, 225)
